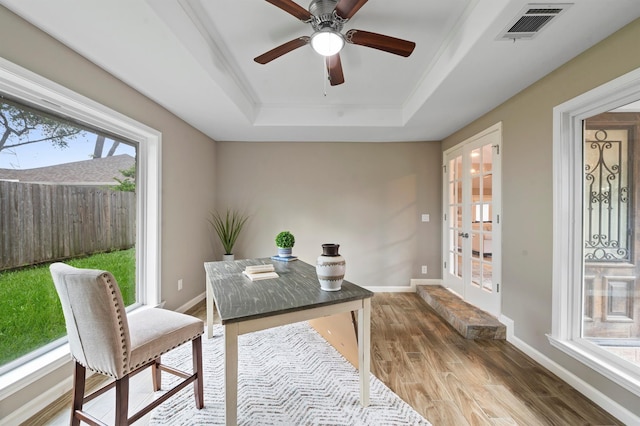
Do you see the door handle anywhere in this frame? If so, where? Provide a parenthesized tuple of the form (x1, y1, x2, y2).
(458, 232, 469, 238)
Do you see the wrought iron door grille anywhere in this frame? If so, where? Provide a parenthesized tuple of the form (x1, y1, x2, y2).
(584, 129, 631, 262)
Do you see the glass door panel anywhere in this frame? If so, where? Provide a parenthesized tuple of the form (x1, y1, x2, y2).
(444, 124, 501, 316)
(445, 152, 465, 294)
(470, 141, 493, 291)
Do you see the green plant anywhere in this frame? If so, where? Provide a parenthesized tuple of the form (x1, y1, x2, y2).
(275, 231, 295, 248)
(208, 209, 249, 255)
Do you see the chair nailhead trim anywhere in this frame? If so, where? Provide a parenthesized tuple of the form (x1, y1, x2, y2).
(103, 273, 129, 375)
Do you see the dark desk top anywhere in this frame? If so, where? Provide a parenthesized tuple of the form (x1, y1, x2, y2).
(204, 258, 373, 324)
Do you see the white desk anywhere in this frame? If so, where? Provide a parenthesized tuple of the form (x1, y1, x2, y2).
(204, 258, 373, 426)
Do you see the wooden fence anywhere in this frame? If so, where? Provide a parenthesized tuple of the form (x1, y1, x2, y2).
(0, 181, 136, 270)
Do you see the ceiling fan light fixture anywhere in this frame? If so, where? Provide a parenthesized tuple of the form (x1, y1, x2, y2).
(311, 29, 344, 56)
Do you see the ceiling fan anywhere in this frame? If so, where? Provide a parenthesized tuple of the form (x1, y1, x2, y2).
(254, 0, 416, 86)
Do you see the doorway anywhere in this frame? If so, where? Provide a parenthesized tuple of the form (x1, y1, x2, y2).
(582, 112, 640, 366)
(442, 123, 502, 316)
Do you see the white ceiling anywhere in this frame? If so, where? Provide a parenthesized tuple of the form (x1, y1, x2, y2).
(2, 0, 640, 142)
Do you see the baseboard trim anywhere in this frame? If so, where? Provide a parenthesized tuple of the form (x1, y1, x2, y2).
(3, 376, 72, 425)
(174, 291, 206, 313)
(174, 282, 439, 303)
(362, 279, 441, 293)
(364, 286, 415, 292)
(500, 315, 639, 425)
(411, 278, 442, 286)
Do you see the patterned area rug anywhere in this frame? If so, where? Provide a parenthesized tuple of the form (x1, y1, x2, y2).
(149, 321, 431, 425)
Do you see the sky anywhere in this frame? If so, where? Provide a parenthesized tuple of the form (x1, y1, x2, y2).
(0, 132, 136, 170)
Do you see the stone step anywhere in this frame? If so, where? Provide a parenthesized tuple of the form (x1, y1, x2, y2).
(417, 285, 506, 340)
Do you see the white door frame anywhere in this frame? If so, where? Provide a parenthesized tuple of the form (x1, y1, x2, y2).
(442, 122, 502, 316)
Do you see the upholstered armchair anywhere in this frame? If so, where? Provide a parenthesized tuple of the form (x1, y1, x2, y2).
(49, 263, 204, 425)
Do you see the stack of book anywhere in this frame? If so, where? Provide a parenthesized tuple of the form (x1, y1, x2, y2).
(243, 264, 279, 281)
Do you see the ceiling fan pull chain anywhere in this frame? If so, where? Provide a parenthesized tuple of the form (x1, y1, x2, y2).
(323, 57, 328, 96)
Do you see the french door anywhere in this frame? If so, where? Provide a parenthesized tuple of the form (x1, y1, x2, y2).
(582, 118, 640, 346)
(443, 124, 502, 316)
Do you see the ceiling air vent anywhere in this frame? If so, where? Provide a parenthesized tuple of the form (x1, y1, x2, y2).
(497, 3, 572, 41)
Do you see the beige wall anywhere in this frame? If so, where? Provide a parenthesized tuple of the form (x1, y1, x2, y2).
(442, 18, 640, 417)
(0, 6, 216, 419)
(4, 0, 640, 420)
(214, 141, 442, 287)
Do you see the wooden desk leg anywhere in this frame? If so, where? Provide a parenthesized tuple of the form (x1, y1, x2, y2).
(206, 276, 214, 339)
(224, 323, 239, 426)
(357, 297, 371, 407)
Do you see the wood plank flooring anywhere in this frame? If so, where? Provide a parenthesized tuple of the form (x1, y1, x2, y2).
(370, 293, 620, 425)
(24, 293, 621, 425)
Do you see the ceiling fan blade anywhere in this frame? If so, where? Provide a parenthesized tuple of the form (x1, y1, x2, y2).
(254, 36, 310, 64)
(334, 0, 368, 20)
(326, 54, 345, 86)
(345, 29, 415, 57)
(265, 0, 313, 22)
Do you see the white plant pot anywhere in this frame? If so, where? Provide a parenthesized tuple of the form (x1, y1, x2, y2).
(277, 247, 292, 258)
(222, 254, 235, 261)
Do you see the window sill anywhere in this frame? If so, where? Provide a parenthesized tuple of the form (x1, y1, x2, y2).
(547, 334, 640, 396)
(0, 343, 71, 399)
(584, 262, 635, 268)
(0, 304, 153, 400)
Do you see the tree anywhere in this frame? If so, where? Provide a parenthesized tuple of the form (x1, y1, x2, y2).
(92, 135, 105, 158)
(92, 134, 122, 159)
(0, 99, 84, 154)
(111, 164, 136, 192)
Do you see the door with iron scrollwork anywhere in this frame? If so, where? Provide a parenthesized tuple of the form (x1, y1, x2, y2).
(582, 117, 639, 342)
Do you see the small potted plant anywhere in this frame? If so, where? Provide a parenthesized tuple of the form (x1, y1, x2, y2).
(208, 209, 249, 260)
(275, 231, 295, 258)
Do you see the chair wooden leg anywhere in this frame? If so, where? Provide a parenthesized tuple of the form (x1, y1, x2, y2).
(151, 358, 161, 391)
(71, 362, 86, 426)
(192, 336, 204, 409)
(114, 375, 129, 425)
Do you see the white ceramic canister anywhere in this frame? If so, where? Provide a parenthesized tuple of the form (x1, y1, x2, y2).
(316, 243, 346, 291)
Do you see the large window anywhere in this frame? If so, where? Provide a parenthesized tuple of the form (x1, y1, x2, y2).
(551, 66, 640, 396)
(0, 95, 139, 373)
(0, 57, 161, 396)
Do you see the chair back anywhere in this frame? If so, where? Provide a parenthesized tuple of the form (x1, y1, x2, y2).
(50, 263, 132, 378)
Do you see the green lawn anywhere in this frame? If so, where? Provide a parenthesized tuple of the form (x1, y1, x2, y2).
(0, 249, 136, 366)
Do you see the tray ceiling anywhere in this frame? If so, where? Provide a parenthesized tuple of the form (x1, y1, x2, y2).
(2, 0, 640, 142)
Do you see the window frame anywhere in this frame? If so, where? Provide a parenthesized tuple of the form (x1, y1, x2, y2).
(0, 57, 161, 397)
(550, 65, 640, 396)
